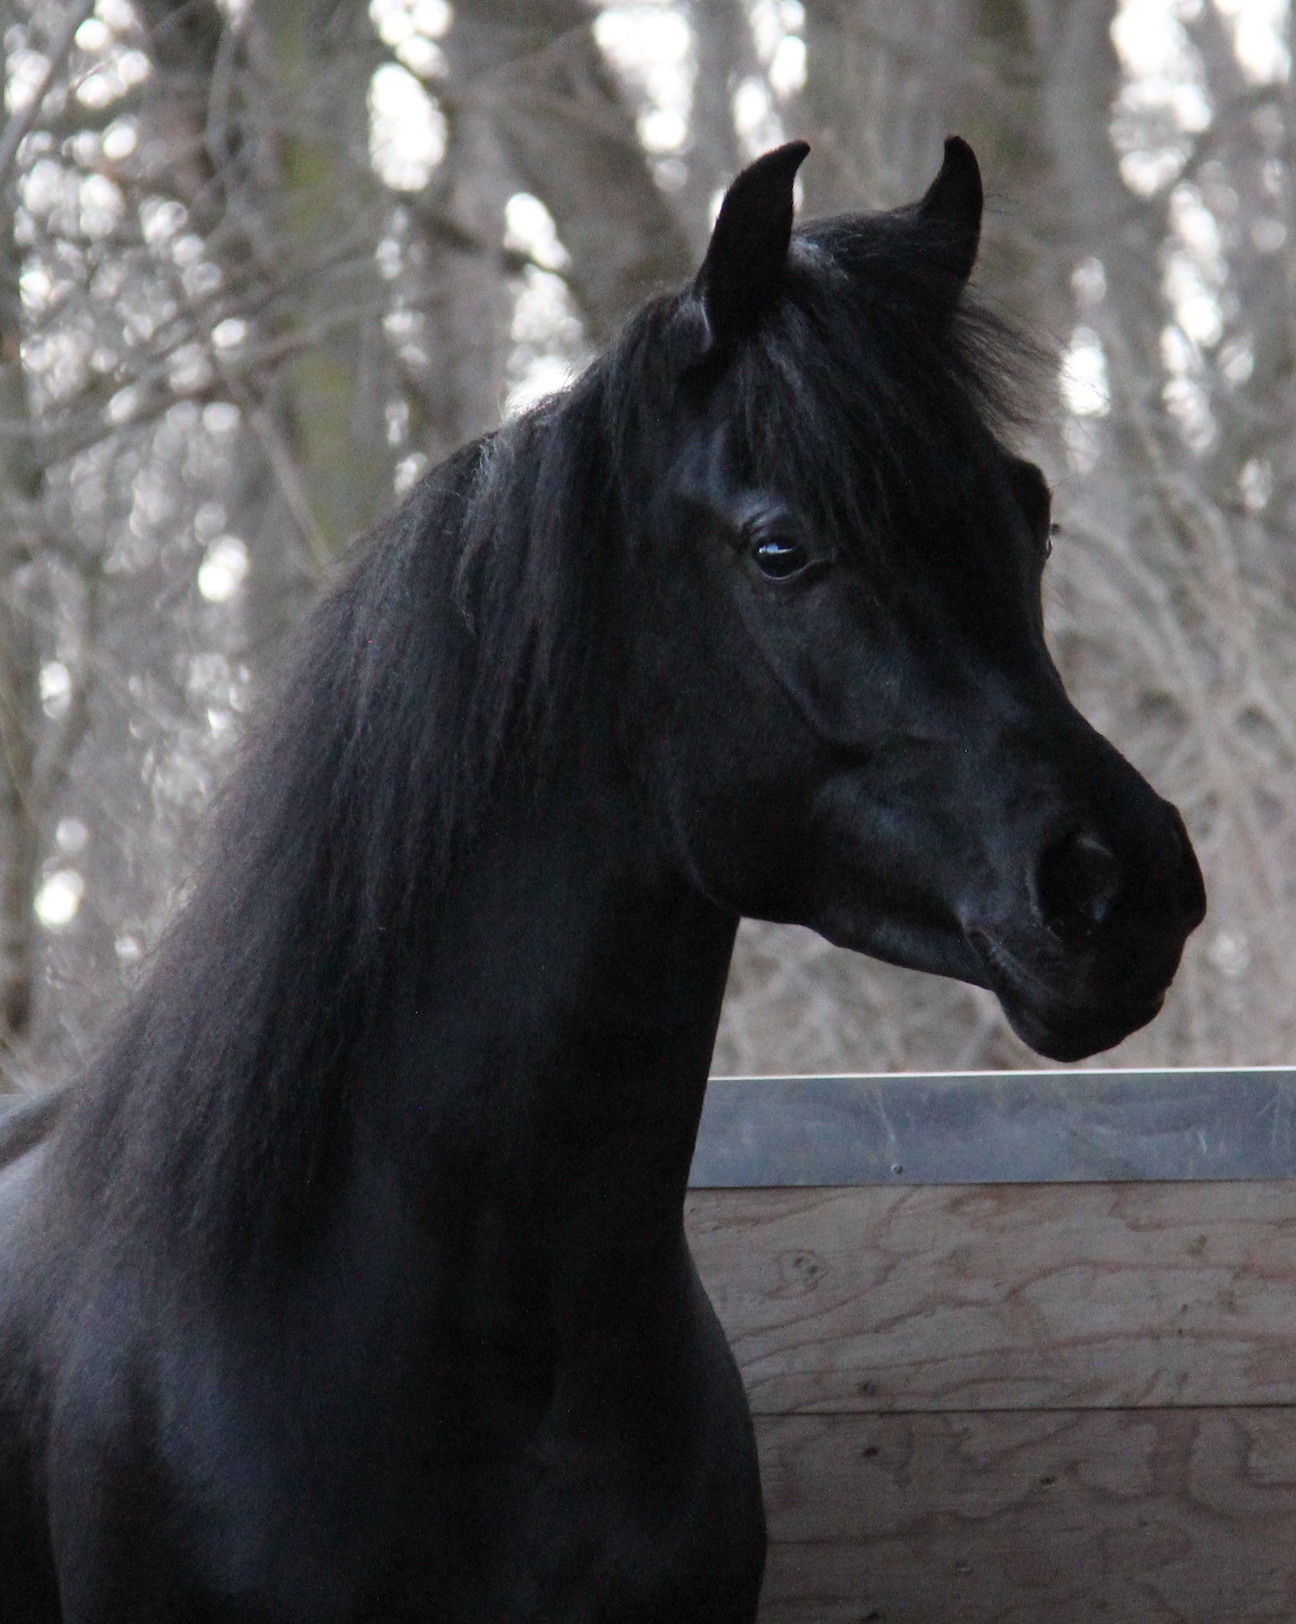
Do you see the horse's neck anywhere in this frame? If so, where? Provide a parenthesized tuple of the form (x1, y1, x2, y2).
(361, 767, 738, 1230)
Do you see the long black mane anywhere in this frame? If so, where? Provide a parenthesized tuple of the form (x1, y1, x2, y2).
(53, 204, 1034, 1269)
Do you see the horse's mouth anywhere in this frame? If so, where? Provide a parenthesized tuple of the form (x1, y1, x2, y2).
(1000, 986, 1168, 1063)
(967, 929, 1174, 1062)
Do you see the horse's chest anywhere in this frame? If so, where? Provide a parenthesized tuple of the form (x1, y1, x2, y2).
(233, 1276, 762, 1622)
(44, 1210, 766, 1622)
(381, 1398, 765, 1624)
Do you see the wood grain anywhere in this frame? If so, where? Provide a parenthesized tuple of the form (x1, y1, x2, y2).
(753, 1409, 1296, 1623)
(685, 1183, 1296, 1412)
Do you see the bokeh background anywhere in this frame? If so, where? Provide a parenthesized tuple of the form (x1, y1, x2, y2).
(0, 0, 1292, 1089)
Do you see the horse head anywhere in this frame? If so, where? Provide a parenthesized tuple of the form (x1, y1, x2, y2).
(624, 139, 1205, 1063)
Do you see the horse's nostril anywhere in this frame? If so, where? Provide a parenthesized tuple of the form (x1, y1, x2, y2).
(1035, 828, 1122, 946)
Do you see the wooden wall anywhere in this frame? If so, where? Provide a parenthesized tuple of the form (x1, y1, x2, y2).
(685, 1182, 1296, 1623)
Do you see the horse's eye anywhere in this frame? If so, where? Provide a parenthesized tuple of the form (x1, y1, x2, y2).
(751, 533, 810, 580)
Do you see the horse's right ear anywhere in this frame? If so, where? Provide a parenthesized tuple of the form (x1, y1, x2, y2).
(916, 136, 982, 287)
(695, 141, 810, 356)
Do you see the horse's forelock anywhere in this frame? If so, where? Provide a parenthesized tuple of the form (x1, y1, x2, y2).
(712, 221, 1043, 563)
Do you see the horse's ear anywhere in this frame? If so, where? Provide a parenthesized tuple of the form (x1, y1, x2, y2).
(916, 136, 982, 286)
(695, 141, 810, 354)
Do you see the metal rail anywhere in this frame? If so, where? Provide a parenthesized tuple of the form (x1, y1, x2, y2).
(690, 1068, 1296, 1186)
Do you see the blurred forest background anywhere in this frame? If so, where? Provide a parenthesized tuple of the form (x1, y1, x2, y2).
(0, 0, 1292, 1091)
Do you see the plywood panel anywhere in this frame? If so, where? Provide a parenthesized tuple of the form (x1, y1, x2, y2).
(754, 1409, 1296, 1623)
(685, 1184, 1296, 1411)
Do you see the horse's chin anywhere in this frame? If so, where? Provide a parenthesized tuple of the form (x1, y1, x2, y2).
(995, 987, 1167, 1063)
(967, 929, 1175, 1061)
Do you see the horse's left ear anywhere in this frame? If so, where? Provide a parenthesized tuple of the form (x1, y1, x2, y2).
(696, 141, 810, 355)
(916, 136, 982, 286)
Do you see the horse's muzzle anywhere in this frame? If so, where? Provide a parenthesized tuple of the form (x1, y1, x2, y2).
(968, 800, 1206, 1062)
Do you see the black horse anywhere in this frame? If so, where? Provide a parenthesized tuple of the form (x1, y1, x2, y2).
(0, 139, 1203, 1622)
